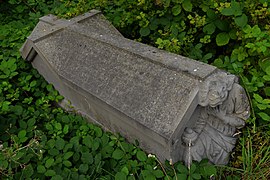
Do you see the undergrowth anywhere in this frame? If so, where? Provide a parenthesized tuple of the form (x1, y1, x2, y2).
(1, 0, 270, 179)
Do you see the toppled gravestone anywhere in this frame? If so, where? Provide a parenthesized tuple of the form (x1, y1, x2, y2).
(20, 10, 250, 165)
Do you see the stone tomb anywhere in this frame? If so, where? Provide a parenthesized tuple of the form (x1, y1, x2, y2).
(21, 10, 250, 165)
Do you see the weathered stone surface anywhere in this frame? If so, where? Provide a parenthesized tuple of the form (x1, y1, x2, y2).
(21, 10, 250, 164)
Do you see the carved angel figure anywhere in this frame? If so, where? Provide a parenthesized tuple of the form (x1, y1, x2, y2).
(182, 73, 250, 165)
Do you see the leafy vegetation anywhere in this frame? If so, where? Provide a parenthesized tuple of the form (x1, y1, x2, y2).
(1, 0, 270, 179)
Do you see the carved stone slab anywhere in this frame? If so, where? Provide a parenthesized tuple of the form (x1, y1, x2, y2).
(21, 10, 250, 165)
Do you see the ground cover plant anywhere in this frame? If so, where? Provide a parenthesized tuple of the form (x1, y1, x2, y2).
(1, 0, 270, 179)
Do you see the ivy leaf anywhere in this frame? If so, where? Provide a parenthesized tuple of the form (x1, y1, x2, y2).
(79, 164, 89, 174)
(55, 138, 65, 150)
(265, 66, 270, 76)
(30, 80, 37, 87)
(264, 87, 270, 96)
(153, 170, 164, 178)
(23, 164, 34, 178)
(182, 0, 193, 12)
(258, 112, 270, 121)
(12, 105, 23, 115)
(92, 140, 100, 151)
(63, 125, 69, 134)
(192, 173, 201, 179)
(216, 32, 230, 46)
(231, 1, 242, 16)
(229, 29, 237, 40)
(176, 163, 188, 174)
(27, 118, 36, 127)
(221, 8, 234, 16)
(175, 174, 188, 179)
(121, 166, 129, 175)
(83, 135, 93, 148)
(51, 175, 63, 180)
(94, 127, 103, 137)
(203, 23, 216, 34)
(115, 172, 127, 180)
(112, 149, 125, 160)
(202, 53, 213, 62)
(214, 19, 230, 31)
(63, 152, 74, 160)
(18, 130, 26, 139)
(172, 5, 182, 16)
(45, 158, 55, 168)
(190, 164, 197, 173)
(235, 14, 248, 28)
(140, 27, 150, 37)
(254, 93, 263, 102)
(37, 165, 46, 173)
(136, 151, 147, 162)
(206, 10, 217, 20)
(201, 165, 217, 176)
(63, 160, 72, 167)
(81, 152, 93, 164)
(142, 170, 155, 179)
(48, 148, 60, 156)
(263, 75, 270, 81)
(45, 170, 56, 177)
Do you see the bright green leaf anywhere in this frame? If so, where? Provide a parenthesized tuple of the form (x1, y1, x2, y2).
(95, 127, 103, 137)
(265, 66, 270, 76)
(45, 158, 55, 168)
(264, 87, 270, 96)
(216, 32, 230, 46)
(121, 166, 129, 176)
(258, 112, 270, 121)
(112, 149, 125, 160)
(254, 93, 263, 102)
(30, 81, 36, 87)
(18, 130, 26, 139)
(136, 151, 147, 162)
(172, 5, 182, 16)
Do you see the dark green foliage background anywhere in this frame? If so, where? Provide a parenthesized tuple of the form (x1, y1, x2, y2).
(0, 0, 270, 179)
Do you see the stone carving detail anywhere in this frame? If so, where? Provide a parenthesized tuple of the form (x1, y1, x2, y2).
(182, 72, 250, 165)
